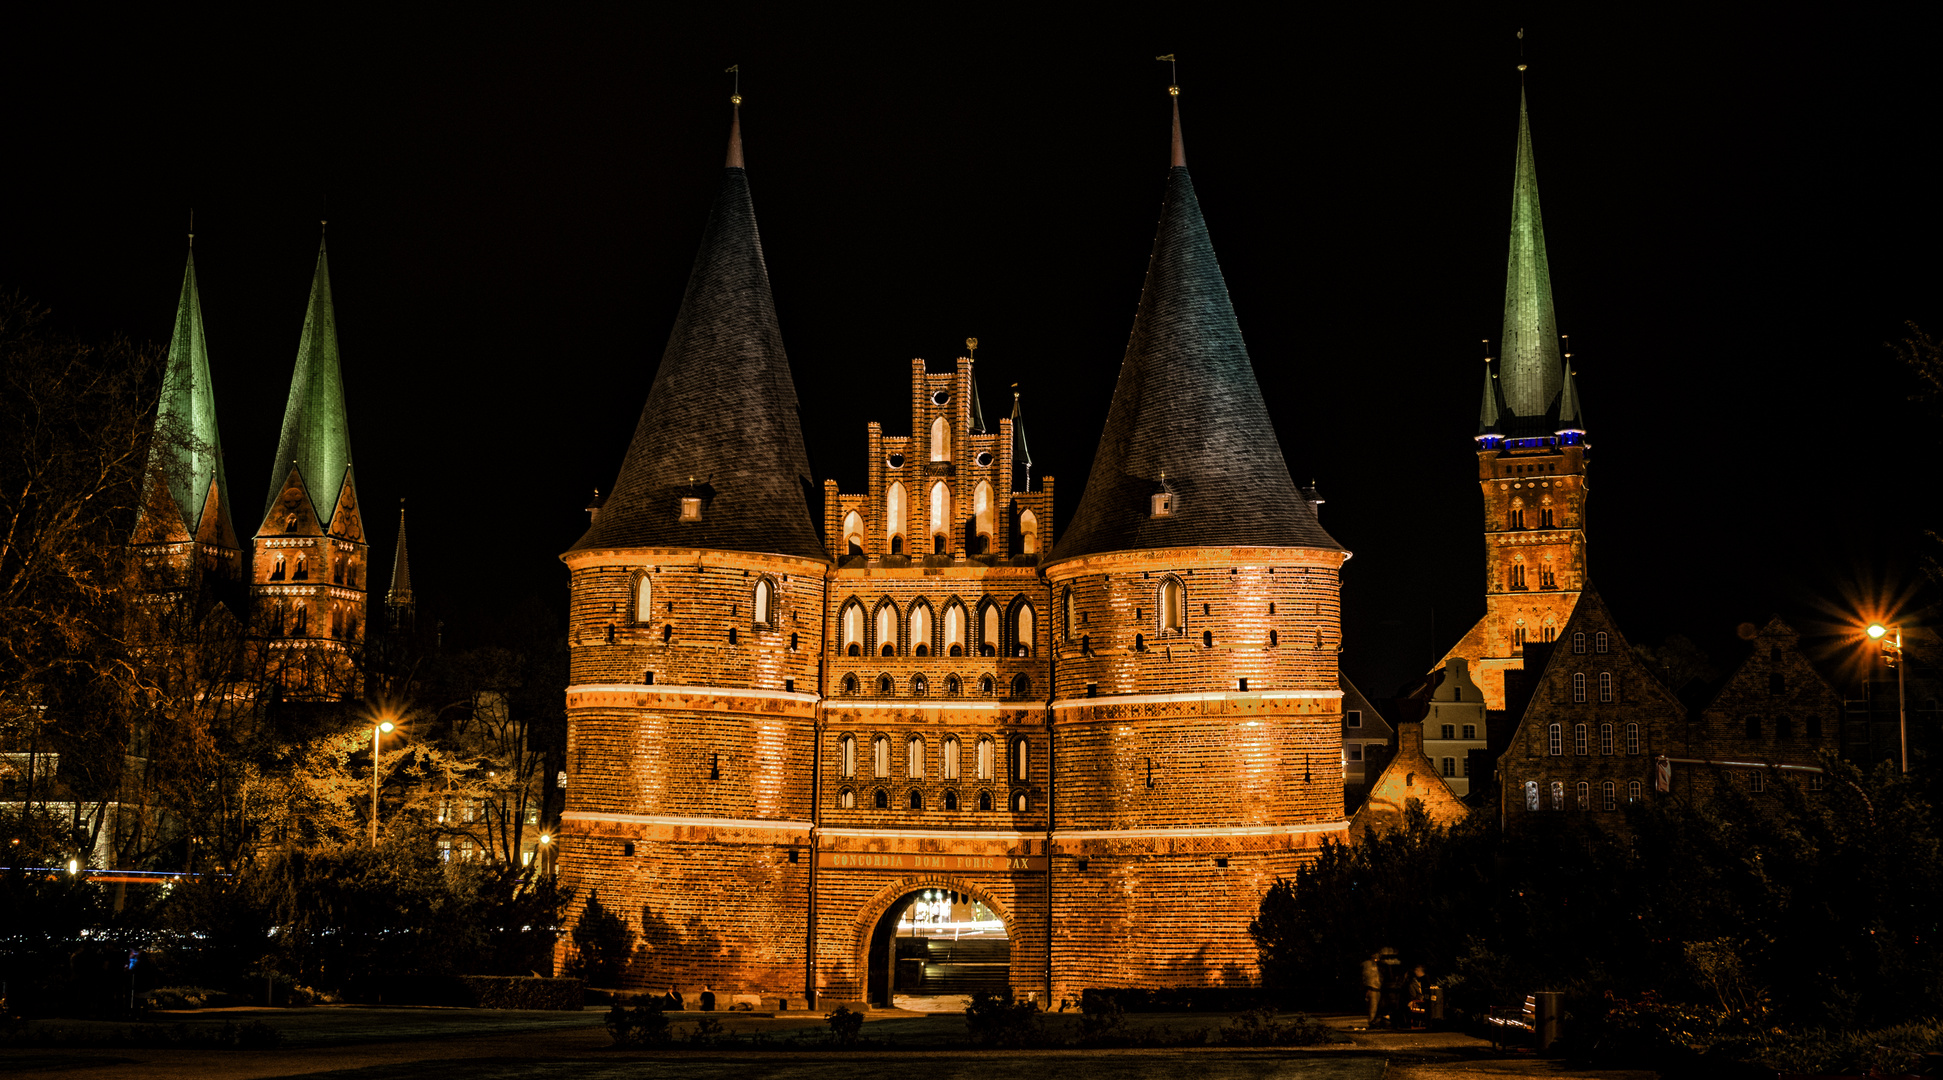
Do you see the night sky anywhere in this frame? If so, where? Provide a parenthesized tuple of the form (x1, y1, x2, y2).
(4, 9, 1939, 698)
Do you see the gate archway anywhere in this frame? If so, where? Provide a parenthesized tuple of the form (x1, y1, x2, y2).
(857, 878, 1012, 1009)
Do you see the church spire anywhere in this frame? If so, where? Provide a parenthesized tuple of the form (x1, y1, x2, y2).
(571, 95, 822, 560)
(1054, 83, 1337, 559)
(267, 228, 356, 527)
(1010, 385, 1033, 491)
(387, 498, 414, 630)
(1476, 360, 1501, 437)
(1497, 85, 1563, 422)
(147, 230, 236, 546)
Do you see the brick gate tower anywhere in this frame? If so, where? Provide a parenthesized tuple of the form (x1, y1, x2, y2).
(558, 103, 829, 996)
(1438, 80, 1589, 711)
(1042, 88, 1350, 993)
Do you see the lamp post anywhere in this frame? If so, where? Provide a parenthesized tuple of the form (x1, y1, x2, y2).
(1866, 624, 1907, 774)
(371, 720, 395, 846)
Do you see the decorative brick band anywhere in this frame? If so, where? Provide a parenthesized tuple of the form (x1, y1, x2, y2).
(566, 684, 819, 717)
(561, 810, 812, 845)
(1050, 688, 1341, 724)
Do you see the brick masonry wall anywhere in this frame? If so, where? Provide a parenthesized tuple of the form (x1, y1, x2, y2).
(820, 702, 1048, 826)
(1688, 616, 1841, 804)
(813, 864, 1048, 1001)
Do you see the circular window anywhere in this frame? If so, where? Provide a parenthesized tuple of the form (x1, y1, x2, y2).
(976, 452, 994, 467)
(886, 453, 904, 469)
(932, 391, 951, 406)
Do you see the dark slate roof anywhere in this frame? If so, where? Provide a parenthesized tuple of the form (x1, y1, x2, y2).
(267, 237, 356, 527)
(570, 143, 823, 561)
(1053, 109, 1340, 560)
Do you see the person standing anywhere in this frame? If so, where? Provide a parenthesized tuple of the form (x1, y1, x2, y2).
(1361, 952, 1382, 1027)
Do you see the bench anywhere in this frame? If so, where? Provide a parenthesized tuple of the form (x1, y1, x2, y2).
(1483, 995, 1537, 1051)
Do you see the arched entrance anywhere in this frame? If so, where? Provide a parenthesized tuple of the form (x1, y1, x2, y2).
(863, 885, 1010, 1010)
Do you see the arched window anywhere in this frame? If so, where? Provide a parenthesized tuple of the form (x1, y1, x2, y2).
(972, 481, 994, 552)
(1159, 577, 1184, 633)
(1595, 631, 1609, 653)
(1599, 672, 1614, 703)
(1509, 498, 1525, 529)
(272, 554, 286, 581)
(877, 674, 894, 696)
(753, 578, 773, 628)
(1574, 724, 1587, 755)
(1626, 723, 1640, 755)
(1600, 723, 1614, 755)
(873, 735, 890, 777)
(930, 415, 950, 461)
(1134, 632, 1145, 652)
(293, 556, 308, 580)
(1547, 723, 1562, 756)
(911, 674, 929, 696)
(978, 674, 995, 695)
(1573, 632, 1586, 654)
(942, 736, 960, 779)
(1745, 715, 1761, 741)
(839, 787, 856, 809)
(839, 735, 856, 778)
(1061, 587, 1074, 642)
(886, 482, 906, 548)
(632, 573, 653, 623)
(1203, 629, 1214, 648)
(909, 789, 924, 810)
(1576, 781, 1590, 810)
(910, 602, 933, 655)
(929, 481, 950, 550)
(330, 604, 341, 637)
(1012, 738, 1029, 782)
(1550, 780, 1565, 810)
(980, 604, 999, 656)
(874, 788, 888, 809)
(945, 674, 961, 696)
(843, 510, 866, 555)
(907, 736, 926, 779)
(841, 674, 859, 696)
(944, 602, 966, 656)
(1013, 791, 1030, 813)
(842, 602, 866, 656)
(876, 602, 898, 656)
(1572, 673, 1586, 702)
(1012, 601, 1035, 657)
(1269, 629, 1278, 647)
(976, 738, 994, 780)
(1011, 673, 1032, 698)
(1602, 781, 1616, 810)
(1019, 509, 1038, 554)
(1628, 780, 1642, 803)
(978, 790, 992, 811)
(943, 789, 958, 811)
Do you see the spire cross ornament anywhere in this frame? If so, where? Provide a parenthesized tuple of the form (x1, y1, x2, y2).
(725, 64, 741, 105)
(966, 337, 978, 358)
(1156, 53, 1179, 94)
(1517, 27, 1527, 72)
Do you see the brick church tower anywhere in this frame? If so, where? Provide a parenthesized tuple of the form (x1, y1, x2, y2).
(1438, 81, 1589, 710)
(557, 103, 829, 995)
(251, 231, 369, 700)
(1042, 89, 1350, 990)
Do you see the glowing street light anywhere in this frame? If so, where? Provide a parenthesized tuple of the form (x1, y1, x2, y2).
(371, 719, 397, 846)
(1866, 624, 1908, 775)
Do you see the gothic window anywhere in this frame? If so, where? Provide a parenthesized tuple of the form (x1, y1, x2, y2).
(272, 554, 286, 581)
(1269, 629, 1279, 646)
(1573, 632, 1586, 654)
(1573, 673, 1586, 702)
(945, 674, 961, 696)
(980, 603, 999, 656)
(293, 556, 308, 580)
(839, 787, 856, 809)
(910, 601, 933, 655)
(1510, 563, 1526, 589)
(840, 735, 856, 778)
(1012, 738, 1029, 782)
(929, 481, 950, 551)
(886, 482, 906, 549)
(1509, 499, 1525, 529)
(333, 557, 345, 584)
(1576, 781, 1590, 810)
(1626, 723, 1640, 755)
(632, 572, 652, 624)
(1019, 509, 1038, 554)
(1061, 587, 1074, 642)
(1547, 723, 1562, 755)
(943, 789, 958, 811)
(1011, 673, 1032, 698)
(1158, 576, 1184, 634)
(930, 415, 950, 461)
(1600, 722, 1614, 755)
(907, 736, 926, 779)
(972, 481, 994, 553)
(1599, 672, 1614, 703)
(1542, 621, 1556, 641)
(873, 735, 890, 777)
(911, 674, 928, 696)
(976, 737, 994, 781)
(1013, 791, 1030, 813)
(753, 578, 774, 628)
(1628, 780, 1642, 803)
(877, 674, 894, 696)
(841, 602, 866, 656)
(1751, 769, 1766, 793)
(1603, 781, 1616, 810)
(1011, 600, 1036, 657)
(1134, 633, 1145, 651)
(875, 602, 899, 656)
(1574, 724, 1588, 755)
(1514, 624, 1527, 649)
(978, 790, 992, 811)
(874, 788, 888, 809)
(1595, 631, 1609, 653)
(842, 674, 859, 696)
(843, 511, 865, 555)
(942, 736, 960, 780)
(979, 674, 995, 695)
(944, 601, 967, 656)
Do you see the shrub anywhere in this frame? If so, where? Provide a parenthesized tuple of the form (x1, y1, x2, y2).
(1078, 992, 1125, 1042)
(966, 990, 1043, 1048)
(1217, 1009, 1342, 1046)
(606, 998, 673, 1048)
(826, 1005, 865, 1048)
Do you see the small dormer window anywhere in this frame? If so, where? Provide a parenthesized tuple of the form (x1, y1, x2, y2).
(1150, 493, 1174, 518)
(678, 497, 702, 521)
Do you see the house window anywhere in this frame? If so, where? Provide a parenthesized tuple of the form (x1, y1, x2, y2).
(1462, 724, 1476, 740)
(1345, 710, 1362, 729)
(1595, 632, 1609, 653)
(1348, 744, 1363, 761)
(1626, 723, 1640, 755)
(942, 736, 960, 780)
(1573, 632, 1586, 654)
(976, 738, 994, 780)
(1442, 757, 1457, 777)
(1573, 673, 1586, 702)
(1751, 769, 1766, 793)
(907, 736, 925, 779)
(1525, 780, 1540, 811)
(839, 734, 856, 778)
(1547, 723, 1562, 756)
(1628, 780, 1642, 803)
(1158, 577, 1184, 633)
(911, 603, 933, 655)
(1012, 738, 1030, 782)
(1599, 672, 1613, 703)
(1600, 723, 1614, 755)
(1769, 672, 1786, 695)
(1441, 724, 1455, 740)
(753, 578, 773, 628)
(1602, 780, 1616, 810)
(1576, 781, 1590, 810)
(873, 735, 890, 777)
(1550, 780, 1565, 810)
(1574, 724, 1587, 755)
(839, 787, 856, 809)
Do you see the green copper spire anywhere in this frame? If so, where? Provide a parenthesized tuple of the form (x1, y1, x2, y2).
(1557, 354, 1586, 433)
(267, 234, 355, 527)
(1498, 86, 1562, 419)
(1476, 360, 1500, 436)
(153, 242, 234, 537)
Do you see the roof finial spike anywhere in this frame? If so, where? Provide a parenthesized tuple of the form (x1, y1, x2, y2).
(966, 336, 978, 358)
(1158, 54, 1185, 167)
(188, 207, 195, 248)
(724, 64, 745, 168)
(1517, 27, 1528, 73)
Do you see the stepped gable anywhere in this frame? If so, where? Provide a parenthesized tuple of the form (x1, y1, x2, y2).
(1055, 96, 1338, 560)
(267, 234, 356, 527)
(571, 107, 823, 561)
(146, 241, 237, 547)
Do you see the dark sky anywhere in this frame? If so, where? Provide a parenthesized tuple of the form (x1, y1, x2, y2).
(4, 8, 1939, 697)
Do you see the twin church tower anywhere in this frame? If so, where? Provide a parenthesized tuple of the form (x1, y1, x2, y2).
(556, 74, 1591, 1003)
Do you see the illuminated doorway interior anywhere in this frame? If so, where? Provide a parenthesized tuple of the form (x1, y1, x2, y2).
(865, 887, 1009, 1011)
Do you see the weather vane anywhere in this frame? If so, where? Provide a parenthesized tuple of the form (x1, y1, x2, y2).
(726, 64, 741, 105)
(966, 337, 978, 358)
(1517, 27, 1527, 73)
(1156, 53, 1178, 95)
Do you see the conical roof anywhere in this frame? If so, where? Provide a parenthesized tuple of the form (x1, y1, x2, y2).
(1476, 361, 1501, 436)
(1498, 86, 1563, 422)
(152, 244, 233, 537)
(1557, 355, 1585, 433)
(387, 499, 413, 606)
(267, 236, 355, 527)
(1010, 387, 1033, 490)
(571, 108, 823, 560)
(1054, 97, 1339, 560)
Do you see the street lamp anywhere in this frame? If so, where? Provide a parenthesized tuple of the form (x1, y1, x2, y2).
(371, 720, 396, 846)
(1867, 624, 1908, 774)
